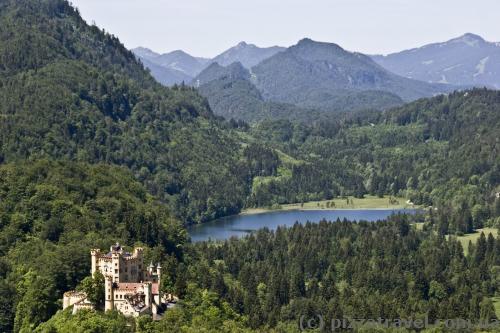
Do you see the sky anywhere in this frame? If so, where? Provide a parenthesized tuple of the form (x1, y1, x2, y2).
(71, 0, 500, 58)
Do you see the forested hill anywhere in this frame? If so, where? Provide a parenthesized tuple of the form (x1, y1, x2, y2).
(0, 0, 250, 224)
(193, 38, 458, 123)
(0, 0, 151, 84)
(1, 0, 499, 230)
(247, 89, 500, 233)
(0, 160, 191, 332)
(253, 38, 445, 103)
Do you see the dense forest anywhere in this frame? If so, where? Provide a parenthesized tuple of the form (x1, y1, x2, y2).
(0, 0, 500, 332)
(0, 0, 249, 224)
(0, 160, 187, 332)
(30, 216, 500, 332)
(1, 0, 499, 230)
(244, 89, 500, 233)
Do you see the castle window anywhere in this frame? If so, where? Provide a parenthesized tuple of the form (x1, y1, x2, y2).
(115, 269, 118, 273)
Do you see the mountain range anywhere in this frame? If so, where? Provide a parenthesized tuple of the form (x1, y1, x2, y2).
(132, 42, 284, 86)
(135, 35, 500, 122)
(212, 42, 285, 68)
(192, 38, 454, 122)
(372, 33, 500, 88)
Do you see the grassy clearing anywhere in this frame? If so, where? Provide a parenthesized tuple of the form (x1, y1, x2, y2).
(242, 195, 415, 215)
(447, 228, 498, 255)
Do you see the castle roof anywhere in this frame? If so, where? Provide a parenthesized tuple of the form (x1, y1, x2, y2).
(115, 282, 159, 295)
(102, 251, 133, 258)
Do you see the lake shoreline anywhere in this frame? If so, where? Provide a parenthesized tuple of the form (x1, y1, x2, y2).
(240, 206, 417, 216)
(240, 196, 417, 216)
(189, 206, 421, 242)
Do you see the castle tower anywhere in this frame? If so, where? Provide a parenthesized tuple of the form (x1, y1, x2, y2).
(134, 247, 144, 281)
(111, 251, 120, 282)
(90, 249, 100, 275)
(156, 263, 161, 283)
(147, 262, 154, 280)
(105, 277, 114, 312)
(133, 247, 144, 258)
(144, 282, 152, 308)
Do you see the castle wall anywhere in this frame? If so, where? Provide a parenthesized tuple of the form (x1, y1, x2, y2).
(63, 292, 86, 310)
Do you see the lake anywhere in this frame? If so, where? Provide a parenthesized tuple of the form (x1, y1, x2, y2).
(188, 209, 418, 242)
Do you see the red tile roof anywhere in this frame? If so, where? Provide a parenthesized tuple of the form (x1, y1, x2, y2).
(116, 283, 141, 292)
(115, 282, 160, 295)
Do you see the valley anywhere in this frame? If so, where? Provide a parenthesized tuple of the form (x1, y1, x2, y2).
(0, 0, 499, 332)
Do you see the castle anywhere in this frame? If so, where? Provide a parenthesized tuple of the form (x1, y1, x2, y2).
(63, 243, 173, 317)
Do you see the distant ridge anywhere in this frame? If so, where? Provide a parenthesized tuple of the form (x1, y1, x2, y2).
(212, 41, 285, 68)
(132, 42, 284, 86)
(192, 38, 457, 122)
(372, 33, 500, 88)
(251, 38, 452, 105)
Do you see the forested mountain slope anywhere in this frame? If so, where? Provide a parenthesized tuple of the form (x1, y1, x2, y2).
(193, 62, 318, 123)
(1, 0, 498, 229)
(194, 38, 458, 123)
(247, 89, 500, 232)
(0, 160, 188, 332)
(0, 0, 249, 224)
(253, 38, 453, 106)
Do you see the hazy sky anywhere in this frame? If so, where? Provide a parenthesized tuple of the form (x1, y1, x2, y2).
(71, 0, 500, 57)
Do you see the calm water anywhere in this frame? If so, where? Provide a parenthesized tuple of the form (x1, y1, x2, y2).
(188, 209, 418, 242)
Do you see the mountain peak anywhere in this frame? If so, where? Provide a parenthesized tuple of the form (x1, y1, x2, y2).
(450, 33, 485, 46)
(212, 42, 285, 68)
(371, 33, 500, 88)
(164, 50, 197, 59)
(297, 38, 314, 45)
(462, 33, 485, 40)
(293, 38, 345, 54)
(132, 47, 160, 60)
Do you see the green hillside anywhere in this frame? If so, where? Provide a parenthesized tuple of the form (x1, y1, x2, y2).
(252, 38, 451, 107)
(0, 0, 249, 224)
(247, 89, 500, 232)
(194, 58, 404, 123)
(0, 160, 187, 332)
